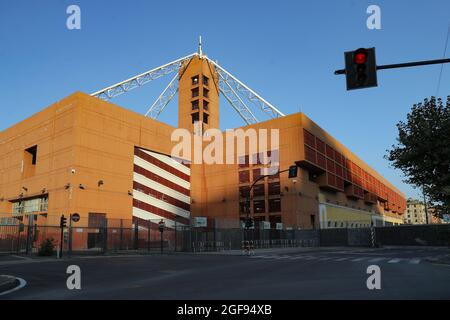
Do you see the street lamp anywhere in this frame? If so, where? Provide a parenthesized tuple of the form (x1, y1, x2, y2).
(244, 165, 299, 231)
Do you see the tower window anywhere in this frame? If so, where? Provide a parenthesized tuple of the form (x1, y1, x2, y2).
(192, 75, 199, 85)
(191, 112, 199, 124)
(203, 75, 209, 86)
(191, 100, 199, 110)
(203, 100, 209, 111)
(203, 113, 209, 124)
(203, 88, 209, 98)
(25, 145, 38, 165)
(192, 87, 199, 98)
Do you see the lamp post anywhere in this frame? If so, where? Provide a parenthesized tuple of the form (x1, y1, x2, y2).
(244, 165, 298, 230)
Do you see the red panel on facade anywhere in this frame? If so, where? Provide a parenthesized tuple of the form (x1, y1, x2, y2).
(303, 129, 315, 148)
(316, 137, 325, 154)
(316, 152, 326, 169)
(326, 158, 335, 174)
(305, 145, 316, 163)
(326, 144, 335, 159)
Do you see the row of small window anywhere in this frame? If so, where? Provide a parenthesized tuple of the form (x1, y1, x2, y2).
(239, 198, 282, 214)
(238, 151, 279, 168)
(191, 112, 209, 124)
(239, 170, 279, 184)
(192, 99, 209, 111)
(239, 183, 281, 198)
(191, 87, 209, 99)
(192, 75, 209, 86)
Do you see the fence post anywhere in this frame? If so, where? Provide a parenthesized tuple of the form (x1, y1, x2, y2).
(370, 227, 376, 248)
(148, 219, 151, 252)
(103, 219, 108, 254)
(120, 219, 124, 250)
(134, 219, 139, 250)
(174, 221, 177, 252)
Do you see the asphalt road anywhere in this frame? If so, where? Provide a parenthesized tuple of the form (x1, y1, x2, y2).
(1, 247, 450, 299)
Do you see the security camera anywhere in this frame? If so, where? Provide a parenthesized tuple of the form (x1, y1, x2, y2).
(71, 169, 76, 174)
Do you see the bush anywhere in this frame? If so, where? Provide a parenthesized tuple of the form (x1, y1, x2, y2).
(38, 238, 56, 256)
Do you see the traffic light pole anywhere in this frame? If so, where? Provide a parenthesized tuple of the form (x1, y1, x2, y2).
(244, 168, 291, 230)
(335, 58, 450, 75)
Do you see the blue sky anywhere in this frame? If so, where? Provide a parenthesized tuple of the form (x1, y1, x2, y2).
(0, 0, 449, 199)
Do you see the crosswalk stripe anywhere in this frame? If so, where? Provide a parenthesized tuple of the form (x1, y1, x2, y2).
(409, 258, 421, 264)
(368, 258, 386, 262)
(351, 257, 367, 262)
(388, 258, 401, 264)
(318, 257, 333, 261)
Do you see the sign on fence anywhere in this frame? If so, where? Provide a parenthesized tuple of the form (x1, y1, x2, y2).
(194, 217, 208, 228)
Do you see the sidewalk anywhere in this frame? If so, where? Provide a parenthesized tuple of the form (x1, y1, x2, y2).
(183, 246, 352, 256)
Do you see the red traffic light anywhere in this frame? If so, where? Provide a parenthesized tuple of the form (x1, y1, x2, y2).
(354, 48, 368, 65)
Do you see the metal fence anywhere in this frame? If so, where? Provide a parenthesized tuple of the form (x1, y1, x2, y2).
(1, 214, 449, 255)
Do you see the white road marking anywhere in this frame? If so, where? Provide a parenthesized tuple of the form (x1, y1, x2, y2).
(408, 258, 421, 264)
(368, 257, 386, 262)
(351, 257, 367, 262)
(0, 277, 27, 296)
(388, 258, 401, 264)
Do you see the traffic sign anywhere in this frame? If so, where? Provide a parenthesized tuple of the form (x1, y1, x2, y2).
(71, 213, 80, 223)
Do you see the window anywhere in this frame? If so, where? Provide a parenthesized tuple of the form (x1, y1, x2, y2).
(25, 145, 38, 165)
(238, 155, 249, 168)
(203, 113, 209, 124)
(239, 170, 250, 184)
(268, 182, 281, 196)
(268, 170, 280, 180)
(253, 200, 266, 214)
(191, 112, 199, 124)
(191, 100, 199, 110)
(239, 202, 249, 214)
(268, 198, 281, 213)
(239, 186, 250, 198)
(203, 88, 209, 98)
(203, 100, 209, 111)
(202, 75, 209, 86)
(253, 184, 265, 197)
(253, 168, 263, 182)
(192, 88, 199, 98)
(192, 75, 199, 85)
(12, 196, 48, 215)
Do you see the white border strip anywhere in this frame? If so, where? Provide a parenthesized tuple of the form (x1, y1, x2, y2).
(0, 277, 27, 296)
(134, 156, 190, 189)
(133, 173, 190, 204)
(140, 149, 191, 176)
(133, 190, 190, 219)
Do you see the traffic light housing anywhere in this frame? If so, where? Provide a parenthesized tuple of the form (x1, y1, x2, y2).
(60, 215, 67, 228)
(345, 47, 378, 90)
(288, 165, 298, 179)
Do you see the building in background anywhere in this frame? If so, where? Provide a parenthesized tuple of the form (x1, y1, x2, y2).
(0, 53, 406, 237)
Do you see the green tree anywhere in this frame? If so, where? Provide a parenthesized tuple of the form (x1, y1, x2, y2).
(387, 96, 450, 218)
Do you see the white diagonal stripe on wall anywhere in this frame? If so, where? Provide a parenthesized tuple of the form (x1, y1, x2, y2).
(141, 149, 191, 176)
(133, 190, 190, 219)
(133, 172, 190, 204)
(132, 207, 186, 228)
(134, 156, 191, 189)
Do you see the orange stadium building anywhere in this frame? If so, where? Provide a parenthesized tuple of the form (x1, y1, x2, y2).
(0, 52, 406, 245)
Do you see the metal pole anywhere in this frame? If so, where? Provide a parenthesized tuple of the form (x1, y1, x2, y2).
(335, 58, 450, 75)
(68, 214, 72, 257)
(59, 224, 64, 259)
(423, 187, 429, 225)
(160, 229, 163, 255)
(148, 219, 151, 252)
